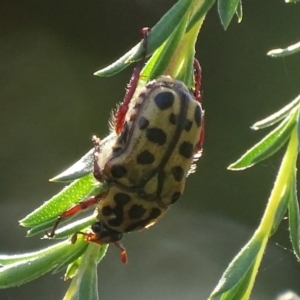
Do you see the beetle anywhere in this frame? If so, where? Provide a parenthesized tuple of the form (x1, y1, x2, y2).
(47, 31, 204, 264)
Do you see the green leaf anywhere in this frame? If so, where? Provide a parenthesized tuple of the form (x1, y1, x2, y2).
(51, 132, 117, 183)
(0, 239, 88, 288)
(26, 213, 95, 238)
(63, 244, 100, 300)
(186, 0, 216, 32)
(252, 94, 300, 130)
(235, 0, 243, 23)
(20, 174, 99, 227)
(228, 112, 297, 170)
(94, 0, 194, 77)
(62, 256, 82, 279)
(218, 0, 241, 30)
(26, 218, 58, 237)
(50, 149, 93, 182)
(218, 262, 256, 300)
(148, 10, 190, 81)
(210, 237, 262, 297)
(50, 214, 96, 240)
(96, 244, 109, 263)
(267, 40, 300, 57)
(288, 174, 300, 259)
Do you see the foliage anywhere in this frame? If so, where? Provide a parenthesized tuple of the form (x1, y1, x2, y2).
(1, 0, 300, 299)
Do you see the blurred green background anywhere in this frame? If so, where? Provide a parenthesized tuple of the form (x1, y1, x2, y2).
(1, 0, 300, 299)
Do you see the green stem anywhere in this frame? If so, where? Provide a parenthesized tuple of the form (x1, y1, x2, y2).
(242, 127, 298, 299)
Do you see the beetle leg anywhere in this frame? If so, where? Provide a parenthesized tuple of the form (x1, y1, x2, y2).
(193, 58, 202, 103)
(114, 241, 128, 264)
(92, 135, 104, 182)
(71, 231, 128, 264)
(114, 27, 150, 134)
(46, 135, 107, 238)
(193, 58, 205, 152)
(45, 194, 101, 238)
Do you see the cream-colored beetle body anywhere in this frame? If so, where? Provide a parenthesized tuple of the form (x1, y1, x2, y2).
(96, 76, 203, 233)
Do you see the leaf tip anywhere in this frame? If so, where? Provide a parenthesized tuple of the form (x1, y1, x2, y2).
(227, 164, 252, 171)
(93, 70, 101, 77)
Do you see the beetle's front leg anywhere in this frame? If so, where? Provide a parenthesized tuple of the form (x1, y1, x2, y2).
(46, 135, 106, 238)
(45, 194, 102, 238)
(114, 27, 150, 134)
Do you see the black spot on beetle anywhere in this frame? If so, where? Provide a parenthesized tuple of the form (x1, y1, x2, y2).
(184, 119, 193, 131)
(149, 207, 161, 219)
(194, 105, 202, 127)
(102, 205, 114, 216)
(170, 191, 181, 204)
(146, 128, 167, 145)
(179, 141, 194, 159)
(124, 207, 162, 232)
(111, 165, 127, 178)
(114, 193, 131, 205)
(137, 150, 155, 164)
(171, 166, 184, 181)
(169, 113, 177, 125)
(128, 205, 147, 219)
(138, 116, 149, 130)
(154, 91, 174, 110)
(108, 194, 130, 227)
(124, 222, 143, 232)
(108, 215, 123, 227)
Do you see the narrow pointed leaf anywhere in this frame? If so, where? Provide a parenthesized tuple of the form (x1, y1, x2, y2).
(50, 149, 93, 182)
(51, 132, 117, 183)
(210, 237, 262, 297)
(63, 244, 100, 300)
(267, 40, 300, 57)
(50, 214, 96, 240)
(0, 239, 88, 288)
(252, 95, 300, 130)
(26, 217, 58, 237)
(186, 0, 216, 32)
(218, 0, 241, 30)
(228, 113, 297, 170)
(148, 11, 189, 81)
(94, 0, 193, 77)
(63, 256, 82, 279)
(236, 0, 243, 23)
(219, 262, 256, 300)
(96, 244, 109, 263)
(288, 174, 300, 259)
(20, 174, 98, 227)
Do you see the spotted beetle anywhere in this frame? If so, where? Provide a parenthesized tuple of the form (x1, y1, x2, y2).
(47, 31, 204, 264)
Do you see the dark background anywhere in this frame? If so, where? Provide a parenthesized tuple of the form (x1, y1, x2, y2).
(1, 0, 300, 299)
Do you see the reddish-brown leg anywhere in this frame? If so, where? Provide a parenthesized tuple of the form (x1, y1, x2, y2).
(114, 27, 150, 134)
(46, 195, 101, 238)
(46, 135, 105, 238)
(71, 230, 128, 264)
(193, 58, 205, 153)
(114, 241, 128, 264)
(92, 135, 103, 182)
(193, 58, 202, 103)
